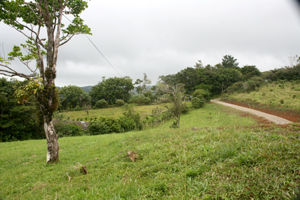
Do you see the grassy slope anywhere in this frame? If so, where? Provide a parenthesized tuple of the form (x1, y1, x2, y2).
(222, 81, 300, 112)
(62, 104, 164, 121)
(1, 104, 300, 199)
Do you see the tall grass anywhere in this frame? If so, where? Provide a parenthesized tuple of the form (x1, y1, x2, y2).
(223, 81, 300, 112)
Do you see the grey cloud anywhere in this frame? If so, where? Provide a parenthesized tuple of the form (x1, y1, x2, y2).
(1, 0, 300, 87)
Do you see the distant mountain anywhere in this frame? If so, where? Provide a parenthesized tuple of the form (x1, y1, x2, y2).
(81, 86, 93, 93)
(56, 85, 93, 93)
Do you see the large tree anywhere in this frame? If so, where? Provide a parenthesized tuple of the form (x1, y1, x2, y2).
(90, 76, 134, 105)
(222, 55, 239, 69)
(0, 0, 91, 163)
(59, 85, 86, 110)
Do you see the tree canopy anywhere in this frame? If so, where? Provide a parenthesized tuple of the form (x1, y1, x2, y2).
(90, 77, 134, 105)
(59, 85, 86, 110)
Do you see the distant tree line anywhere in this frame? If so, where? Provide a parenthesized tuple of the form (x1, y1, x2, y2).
(159, 55, 262, 96)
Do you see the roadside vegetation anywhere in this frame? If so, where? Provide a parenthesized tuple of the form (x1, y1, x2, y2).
(222, 80, 300, 113)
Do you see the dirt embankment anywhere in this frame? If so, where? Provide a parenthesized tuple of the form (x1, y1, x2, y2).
(221, 100, 300, 123)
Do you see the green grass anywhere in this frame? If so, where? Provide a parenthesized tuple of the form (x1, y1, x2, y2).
(156, 103, 257, 130)
(1, 103, 300, 199)
(62, 104, 164, 121)
(223, 81, 300, 112)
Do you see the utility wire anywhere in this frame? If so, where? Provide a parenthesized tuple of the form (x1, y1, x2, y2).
(63, 14, 122, 77)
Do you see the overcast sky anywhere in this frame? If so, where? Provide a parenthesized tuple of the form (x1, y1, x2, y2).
(1, 0, 300, 87)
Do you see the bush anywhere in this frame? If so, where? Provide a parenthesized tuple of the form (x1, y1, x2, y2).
(193, 89, 210, 102)
(181, 103, 190, 114)
(88, 115, 137, 135)
(226, 81, 244, 94)
(55, 123, 83, 138)
(118, 116, 136, 132)
(192, 97, 205, 109)
(95, 99, 108, 109)
(116, 99, 125, 106)
(130, 95, 151, 105)
(88, 121, 109, 135)
(99, 117, 121, 133)
(247, 76, 264, 91)
(123, 104, 143, 130)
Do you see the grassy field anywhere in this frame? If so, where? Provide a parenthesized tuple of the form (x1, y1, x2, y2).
(61, 104, 165, 121)
(1, 103, 300, 199)
(222, 81, 300, 112)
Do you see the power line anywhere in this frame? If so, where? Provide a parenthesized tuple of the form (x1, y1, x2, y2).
(63, 14, 122, 77)
(84, 35, 122, 77)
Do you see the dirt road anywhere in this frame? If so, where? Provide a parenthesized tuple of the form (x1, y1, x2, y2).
(211, 99, 292, 125)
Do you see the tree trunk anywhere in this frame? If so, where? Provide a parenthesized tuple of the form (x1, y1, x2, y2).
(44, 118, 59, 163)
(176, 115, 180, 128)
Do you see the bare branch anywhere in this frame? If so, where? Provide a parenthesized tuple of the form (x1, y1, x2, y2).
(12, 26, 32, 40)
(11, 22, 46, 49)
(0, 67, 33, 80)
(59, 34, 74, 46)
(35, 24, 46, 84)
(53, 1, 64, 64)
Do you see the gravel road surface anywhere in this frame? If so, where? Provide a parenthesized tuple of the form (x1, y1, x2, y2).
(211, 99, 292, 125)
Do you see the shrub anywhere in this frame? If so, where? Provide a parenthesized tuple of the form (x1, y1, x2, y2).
(181, 103, 190, 114)
(192, 97, 205, 109)
(95, 99, 108, 109)
(116, 99, 125, 106)
(226, 81, 244, 94)
(130, 95, 151, 105)
(99, 117, 121, 133)
(123, 104, 143, 130)
(247, 76, 264, 91)
(193, 89, 210, 102)
(88, 121, 109, 135)
(55, 123, 83, 138)
(118, 116, 136, 132)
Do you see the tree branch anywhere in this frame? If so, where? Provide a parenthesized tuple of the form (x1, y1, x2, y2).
(59, 34, 74, 46)
(36, 24, 46, 84)
(0, 67, 33, 80)
(53, 0, 64, 64)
